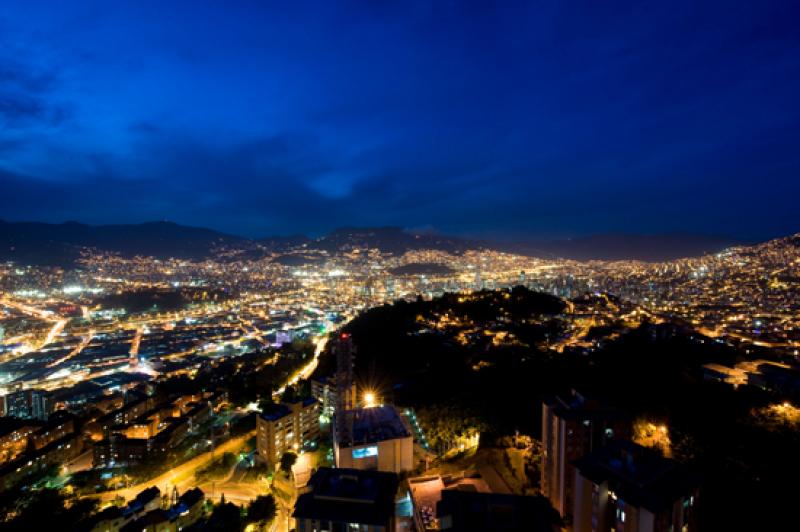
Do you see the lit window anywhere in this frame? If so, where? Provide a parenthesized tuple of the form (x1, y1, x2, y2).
(352, 446, 378, 459)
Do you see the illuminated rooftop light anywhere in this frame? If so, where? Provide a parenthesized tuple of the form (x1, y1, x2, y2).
(363, 391, 377, 408)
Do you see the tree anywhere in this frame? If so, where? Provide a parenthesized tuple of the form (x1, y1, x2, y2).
(258, 394, 276, 412)
(205, 501, 243, 532)
(280, 385, 297, 403)
(246, 494, 277, 529)
(279, 451, 298, 473)
(296, 378, 312, 399)
(1, 488, 97, 532)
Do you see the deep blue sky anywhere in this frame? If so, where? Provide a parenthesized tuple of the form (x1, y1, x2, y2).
(1, 1, 798, 239)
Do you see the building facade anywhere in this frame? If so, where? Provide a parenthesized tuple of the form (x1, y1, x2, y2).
(293, 467, 399, 532)
(1, 389, 53, 420)
(541, 391, 629, 525)
(334, 405, 413, 474)
(257, 397, 320, 466)
(572, 441, 699, 532)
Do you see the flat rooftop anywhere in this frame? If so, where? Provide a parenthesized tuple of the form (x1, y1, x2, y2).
(545, 390, 627, 422)
(293, 467, 399, 526)
(573, 440, 698, 513)
(260, 404, 291, 422)
(409, 474, 492, 530)
(336, 405, 411, 446)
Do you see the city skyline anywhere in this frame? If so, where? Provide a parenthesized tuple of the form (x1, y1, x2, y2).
(2, 1, 799, 239)
(1, 4, 799, 529)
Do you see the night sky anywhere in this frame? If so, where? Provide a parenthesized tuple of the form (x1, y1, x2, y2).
(1, 1, 798, 239)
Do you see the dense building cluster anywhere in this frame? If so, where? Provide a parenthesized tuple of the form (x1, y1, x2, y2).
(0, 233, 798, 530)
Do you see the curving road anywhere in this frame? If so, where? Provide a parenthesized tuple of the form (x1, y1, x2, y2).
(91, 432, 254, 503)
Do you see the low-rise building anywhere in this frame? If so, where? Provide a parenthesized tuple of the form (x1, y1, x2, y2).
(123, 486, 163, 521)
(30, 412, 76, 450)
(748, 361, 800, 396)
(0, 432, 82, 489)
(294, 467, 399, 532)
(334, 405, 413, 473)
(85, 506, 127, 532)
(436, 489, 560, 532)
(409, 474, 492, 531)
(97, 395, 155, 435)
(93, 435, 149, 467)
(172, 487, 205, 530)
(119, 509, 173, 532)
(0, 418, 40, 464)
(83, 486, 204, 532)
(409, 473, 560, 531)
(93, 396, 211, 467)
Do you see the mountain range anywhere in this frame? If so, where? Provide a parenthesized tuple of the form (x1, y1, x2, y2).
(0, 220, 752, 266)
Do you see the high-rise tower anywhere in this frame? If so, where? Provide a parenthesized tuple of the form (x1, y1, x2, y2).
(332, 332, 356, 444)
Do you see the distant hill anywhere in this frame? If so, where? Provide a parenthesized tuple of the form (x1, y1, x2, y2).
(0, 219, 762, 266)
(298, 227, 746, 262)
(0, 220, 246, 266)
(502, 233, 749, 262)
(303, 226, 480, 255)
(256, 234, 311, 253)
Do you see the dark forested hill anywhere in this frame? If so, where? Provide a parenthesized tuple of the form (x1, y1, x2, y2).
(311, 287, 797, 529)
(0, 220, 246, 265)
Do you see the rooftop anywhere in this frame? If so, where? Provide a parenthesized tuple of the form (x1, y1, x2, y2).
(260, 403, 292, 422)
(573, 440, 698, 513)
(293, 467, 399, 526)
(123, 486, 160, 516)
(285, 396, 318, 408)
(337, 405, 410, 446)
(544, 390, 627, 422)
(260, 397, 317, 422)
(409, 474, 492, 530)
(436, 490, 560, 532)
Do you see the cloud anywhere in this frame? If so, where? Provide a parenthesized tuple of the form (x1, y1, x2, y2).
(0, 55, 69, 128)
(0, 1, 799, 240)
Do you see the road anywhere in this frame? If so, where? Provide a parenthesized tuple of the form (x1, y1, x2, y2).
(274, 335, 327, 399)
(477, 464, 513, 494)
(85, 331, 331, 518)
(47, 329, 93, 368)
(129, 327, 143, 357)
(269, 474, 297, 532)
(92, 432, 254, 503)
(43, 319, 67, 347)
(64, 450, 94, 475)
(201, 482, 263, 505)
(0, 297, 55, 320)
